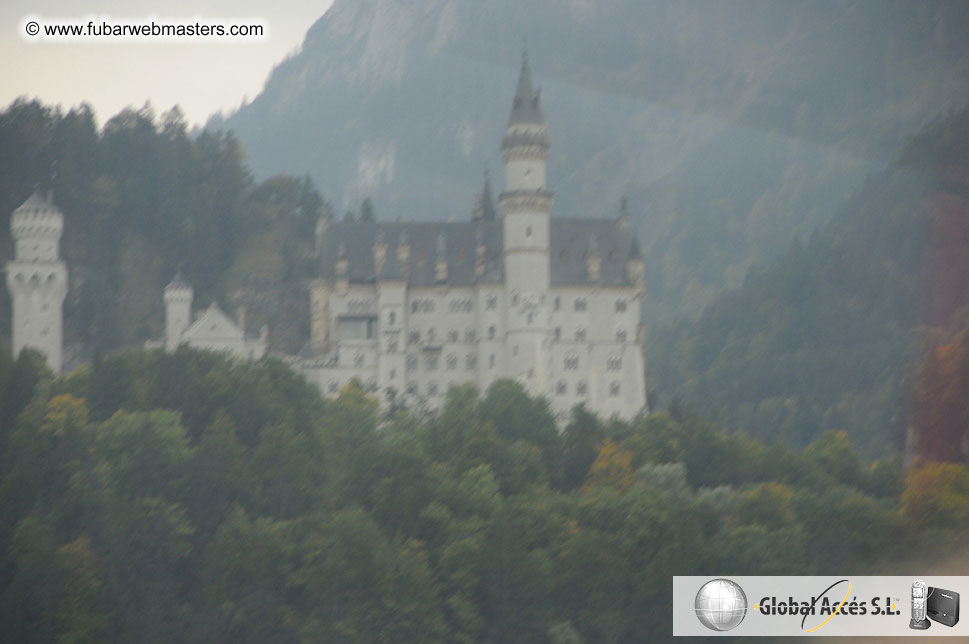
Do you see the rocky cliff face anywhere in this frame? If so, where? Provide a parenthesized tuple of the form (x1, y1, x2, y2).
(213, 0, 969, 326)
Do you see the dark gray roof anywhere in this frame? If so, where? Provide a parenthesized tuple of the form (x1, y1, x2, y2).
(319, 217, 638, 288)
(320, 221, 503, 286)
(550, 218, 638, 286)
(508, 52, 545, 126)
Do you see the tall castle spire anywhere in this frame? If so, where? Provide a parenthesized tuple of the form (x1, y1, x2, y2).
(508, 50, 546, 126)
(471, 167, 497, 221)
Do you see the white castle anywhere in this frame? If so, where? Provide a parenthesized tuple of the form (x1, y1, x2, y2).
(7, 55, 648, 422)
(6, 191, 68, 373)
(287, 54, 647, 421)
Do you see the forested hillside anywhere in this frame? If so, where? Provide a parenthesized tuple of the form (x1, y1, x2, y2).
(0, 100, 328, 360)
(649, 107, 969, 457)
(2, 346, 966, 642)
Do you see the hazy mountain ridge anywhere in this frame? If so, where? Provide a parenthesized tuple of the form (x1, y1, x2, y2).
(213, 0, 969, 327)
(649, 106, 969, 457)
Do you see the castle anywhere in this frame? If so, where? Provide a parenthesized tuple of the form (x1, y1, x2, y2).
(289, 54, 648, 421)
(7, 55, 648, 422)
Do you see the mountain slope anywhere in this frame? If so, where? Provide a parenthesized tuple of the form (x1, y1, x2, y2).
(649, 106, 969, 457)
(213, 0, 969, 326)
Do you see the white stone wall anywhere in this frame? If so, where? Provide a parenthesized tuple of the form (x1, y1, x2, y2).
(300, 279, 647, 423)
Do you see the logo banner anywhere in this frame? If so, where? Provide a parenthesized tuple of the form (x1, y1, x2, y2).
(674, 576, 965, 637)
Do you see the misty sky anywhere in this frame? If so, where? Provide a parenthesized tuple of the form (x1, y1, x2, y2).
(2, 0, 333, 126)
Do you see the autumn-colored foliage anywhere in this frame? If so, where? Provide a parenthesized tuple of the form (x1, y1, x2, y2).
(900, 462, 969, 529)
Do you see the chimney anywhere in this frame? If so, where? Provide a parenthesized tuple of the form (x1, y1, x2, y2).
(335, 241, 349, 295)
(373, 228, 387, 276)
(435, 231, 448, 283)
(586, 234, 601, 282)
(396, 231, 410, 277)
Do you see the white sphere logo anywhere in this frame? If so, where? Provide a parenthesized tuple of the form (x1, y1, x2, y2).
(695, 579, 748, 631)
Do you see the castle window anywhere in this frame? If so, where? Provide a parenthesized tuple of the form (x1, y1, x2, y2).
(406, 356, 417, 372)
(411, 299, 435, 313)
(486, 294, 497, 310)
(409, 331, 420, 344)
(354, 353, 364, 368)
(616, 329, 627, 343)
(328, 382, 339, 394)
(488, 325, 496, 340)
(388, 341, 398, 353)
(465, 328, 475, 342)
(389, 368, 396, 379)
(526, 225, 532, 237)
(556, 381, 567, 395)
(366, 379, 377, 393)
(565, 354, 579, 371)
(428, 382, 438, 396)
(577, 381, 587, 395)
(446, 354, 457, 370)
(615, 299, 627, 313)
(609, 382, 621, 397)
(466, 354, 477, 370)
(512, 345, 519, 357)
(512, 293, 519, 306)
(607, 356, 621, 372)
(427, 356, 438, 371)
(555, 327, 561, 340)
(427, 328, 436, 342)
(388, 311, 396, 325)
(574, 298, 587, 312)
(406, 382, 417, 395)
(575, 328, 587, 342)
(489, 354, 496, 368)
(527, 313, 533, 325)
(449, 299, 473, 313)
(553, 297, 560, 311)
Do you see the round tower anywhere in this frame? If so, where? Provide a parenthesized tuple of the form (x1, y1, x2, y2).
(500, 52, 553, 393)
(6, 191, 68, 373)
(163, 272, 193, 351)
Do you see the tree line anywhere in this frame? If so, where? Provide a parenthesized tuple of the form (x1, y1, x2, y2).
(1, 346, 967, 642)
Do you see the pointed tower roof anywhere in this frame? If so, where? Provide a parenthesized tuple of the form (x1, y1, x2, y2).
(471, 167, 497, 221)
(508, 50, 546, 126)
(165, 270, 192, 291)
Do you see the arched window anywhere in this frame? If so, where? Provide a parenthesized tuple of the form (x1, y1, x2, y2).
(446, 354, 457, 370)
(616, 329, 627, 343)
(564, 354, 579, 371)
(575, 328, 587, 342)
